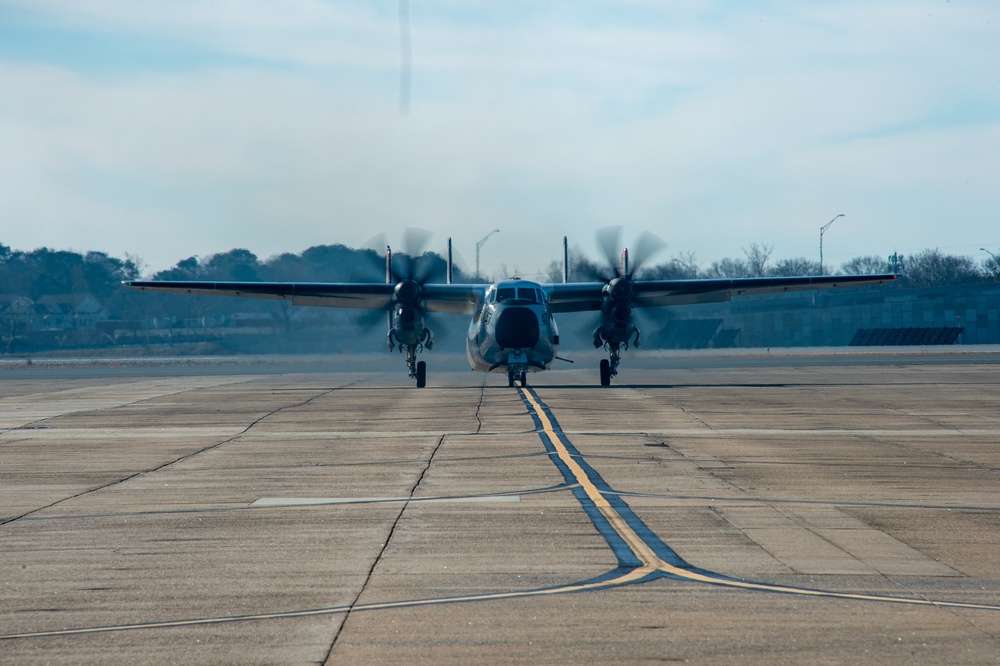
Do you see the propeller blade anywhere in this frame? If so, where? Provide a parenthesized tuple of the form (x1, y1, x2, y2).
(595, 226, 624, 278)
(411, 252, 439, 285)
(354, 307, 390, 331)
(402, 227, 432, 259)
(425, 312, 449, 344)
(358, 233, 391, 282)
(627, 230, 666, 277)
(390, 227, 434, 283)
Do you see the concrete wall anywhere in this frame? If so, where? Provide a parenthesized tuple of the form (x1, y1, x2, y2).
(654, 283, 1000, 348)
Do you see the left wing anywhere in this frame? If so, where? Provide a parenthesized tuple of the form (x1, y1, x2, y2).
(124, 281, 486, 315)
(545, 273, 897, 313)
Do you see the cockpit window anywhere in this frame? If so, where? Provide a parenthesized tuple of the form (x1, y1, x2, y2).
(493, 284, 542, 304)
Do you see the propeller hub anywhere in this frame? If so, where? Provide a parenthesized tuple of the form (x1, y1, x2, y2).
(394, 279, 422, 306)
(608, 277, 635, 303)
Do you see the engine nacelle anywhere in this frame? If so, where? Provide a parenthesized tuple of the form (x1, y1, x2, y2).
(394, 278, 422, 306)
(606, 276, 635, 303)
(594, 277, 638, 349)
(389, 302, 433, 352)
(391, 304, 429, 345)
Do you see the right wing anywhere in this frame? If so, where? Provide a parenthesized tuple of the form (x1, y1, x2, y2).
(544, 273, 897, 313)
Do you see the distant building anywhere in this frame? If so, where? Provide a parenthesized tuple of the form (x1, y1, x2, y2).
(34, 294, 109, 330)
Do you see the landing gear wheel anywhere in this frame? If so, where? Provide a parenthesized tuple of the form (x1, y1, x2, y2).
(599, 359, 611, 386)
(519, 371, 527, 387)
(416, 361, 427, 388)
(508, 370, 515, 388)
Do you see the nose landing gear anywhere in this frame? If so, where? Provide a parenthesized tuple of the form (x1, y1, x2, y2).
(402, 344, 427, 388)
(507, 369, 527, 388)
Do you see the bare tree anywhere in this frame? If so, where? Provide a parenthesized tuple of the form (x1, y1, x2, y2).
(743, 243, 773, 277)
(904, 249, 980, 287)
(770, 257, 822, 276)
(705, 257, 751, 278)
(543, 260, 564, 283)
(638, 252, 701, 280)
(841, 255, 891, 275)
(982, 251, 1000, 283)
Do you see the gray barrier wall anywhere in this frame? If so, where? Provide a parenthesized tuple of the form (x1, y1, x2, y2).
(651, 283, 1000, 348)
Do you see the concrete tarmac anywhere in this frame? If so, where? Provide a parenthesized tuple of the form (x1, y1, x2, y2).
(2, 352, 1000, 664)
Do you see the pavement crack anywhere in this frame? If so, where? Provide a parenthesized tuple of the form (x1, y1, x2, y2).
(474, 381, 486, 434)
(324, 433, 447, 664)
(676, 405, 716, 431)
(0, 385, 339, 527)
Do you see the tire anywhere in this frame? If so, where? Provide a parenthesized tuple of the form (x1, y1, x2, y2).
(416, 361, 427, 388)
(508, 371, 515, 388)
(599, 359, 611, 386)
(519, 371, 527, 387)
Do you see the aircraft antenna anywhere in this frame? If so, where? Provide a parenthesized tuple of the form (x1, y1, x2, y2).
(447, 237, 453, 285)
(563, 236, 569, 283)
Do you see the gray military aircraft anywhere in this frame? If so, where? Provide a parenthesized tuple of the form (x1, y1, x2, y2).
(125, 233, 895, 387)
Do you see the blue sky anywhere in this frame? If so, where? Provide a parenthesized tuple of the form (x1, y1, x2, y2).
(1, 0, 998, 279)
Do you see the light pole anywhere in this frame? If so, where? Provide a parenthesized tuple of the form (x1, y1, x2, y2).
(819, 213, 845, 274)
(981, 247, 999, 262)
(476, 229, 500, 281)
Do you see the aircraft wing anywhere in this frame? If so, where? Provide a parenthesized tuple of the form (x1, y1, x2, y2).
(545, 273, 897, 313)
(124, 281, 486, 315)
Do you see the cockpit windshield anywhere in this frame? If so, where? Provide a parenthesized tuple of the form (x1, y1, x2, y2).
(517, 287, 539, 304)
(492, 285, 542, 304)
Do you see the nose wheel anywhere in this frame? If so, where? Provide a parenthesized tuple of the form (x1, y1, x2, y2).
(508, 369, 527, 387)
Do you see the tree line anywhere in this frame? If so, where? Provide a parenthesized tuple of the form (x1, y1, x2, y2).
(562, 243, 1000, 288)
(2, 240, 1000, 353)
(3, 240, 1000, 306)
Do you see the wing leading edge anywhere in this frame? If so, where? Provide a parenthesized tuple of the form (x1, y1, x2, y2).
(124, 281, 486, 314)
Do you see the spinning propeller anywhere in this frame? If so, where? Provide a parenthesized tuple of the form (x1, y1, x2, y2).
(357, 229, 445, 387)
(588, 226, 665, 385)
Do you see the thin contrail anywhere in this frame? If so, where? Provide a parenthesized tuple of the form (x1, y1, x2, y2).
(399, 0, 411, 115)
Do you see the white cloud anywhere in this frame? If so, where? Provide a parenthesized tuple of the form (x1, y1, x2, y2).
(1, 1, 998, 276)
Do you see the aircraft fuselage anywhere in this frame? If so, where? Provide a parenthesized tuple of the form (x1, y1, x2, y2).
(466, 280, 558, 376)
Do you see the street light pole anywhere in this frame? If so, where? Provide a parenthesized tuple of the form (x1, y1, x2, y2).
(819, 213, 845, 274)
(476, 229, 500, 281)
(981, 247, 1000, 262)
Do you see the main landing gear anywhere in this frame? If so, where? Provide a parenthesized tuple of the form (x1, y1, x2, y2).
(402, 344, 427, 388)
(507, 369, 527, 388)
(390, 327, 433, 389)
(599, 344, 624, 387)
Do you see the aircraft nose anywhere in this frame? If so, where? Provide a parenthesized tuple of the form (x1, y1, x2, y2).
(495, 307, 540, 349)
